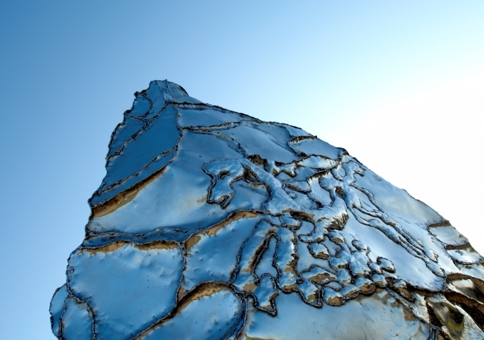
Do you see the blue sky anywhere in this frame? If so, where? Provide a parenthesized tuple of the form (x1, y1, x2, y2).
(1, 1, 483, 338)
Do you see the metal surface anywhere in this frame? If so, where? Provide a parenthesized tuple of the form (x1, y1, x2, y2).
(51, 80, 484, 339)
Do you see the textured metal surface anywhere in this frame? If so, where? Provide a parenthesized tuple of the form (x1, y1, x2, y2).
(51, 80, 484, 339)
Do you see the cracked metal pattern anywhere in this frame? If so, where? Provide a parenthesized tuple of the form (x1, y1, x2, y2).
(51, 80, 484, 339)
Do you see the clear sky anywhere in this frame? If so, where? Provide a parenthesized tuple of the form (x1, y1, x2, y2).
(1, 1, 483, 339)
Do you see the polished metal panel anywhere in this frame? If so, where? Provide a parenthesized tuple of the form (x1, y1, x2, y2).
(51, 80, 484, 339)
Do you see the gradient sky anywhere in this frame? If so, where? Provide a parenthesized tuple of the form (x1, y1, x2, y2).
(1, 2, 483, 338)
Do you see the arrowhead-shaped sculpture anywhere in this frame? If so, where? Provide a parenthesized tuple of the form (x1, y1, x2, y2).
(51, 80, 484, 339)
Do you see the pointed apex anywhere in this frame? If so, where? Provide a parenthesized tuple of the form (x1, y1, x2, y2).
(146, 80, 202, 105)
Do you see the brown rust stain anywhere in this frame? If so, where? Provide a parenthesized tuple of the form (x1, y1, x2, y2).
(91, 167, 167, 218)
(326, 295, 344, 306)
(176, 287, 186, 302)
(309, 273, 334, 285)
(359, 282, 376, 295)
(471, 277, 484, 297)
(247, 154, 266, 166)
(177, 282, 227, 311)
(283, 264, 297, 274)
(428, 220, 452, 228)
(185, 235, 201, 252)
(290, 209, 315, 222)
(83, 240, 178, 255)
(305, 292, 319, 303)
(289, 135, 317, 143)
(243, 282, 257, 292)
(134, 240, 178, 251)
(445, 242, 472, 251)
(396, 287, 413, 301)
(401, 304, 418, 322)
(384, 289, 420, 322)
(185, 211, 260, 251)
(206, 211, 259, 236)
(83, 241, 131, 254)
(447, 273, 470, 282)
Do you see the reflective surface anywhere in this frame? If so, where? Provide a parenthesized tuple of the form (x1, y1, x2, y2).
(51, 80, 484, 339)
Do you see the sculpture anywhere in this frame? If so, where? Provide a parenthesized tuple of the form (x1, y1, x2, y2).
(51, 80, 484, 339)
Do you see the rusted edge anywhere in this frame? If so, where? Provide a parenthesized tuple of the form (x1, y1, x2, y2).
(90, 166, 167, 218)
(185, 210, 261, 251)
